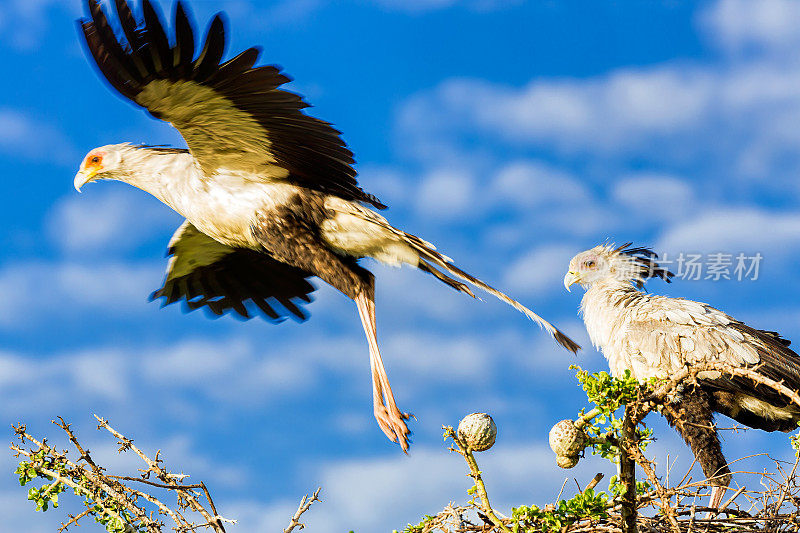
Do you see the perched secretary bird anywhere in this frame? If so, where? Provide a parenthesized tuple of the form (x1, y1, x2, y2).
(564, 243, 800, 507)
(74, 0, 580, 451)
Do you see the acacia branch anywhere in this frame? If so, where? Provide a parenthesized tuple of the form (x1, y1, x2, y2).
(443, 426, 511, 533)
(283, 487, 322, 533)
(94, 414, 232, 532)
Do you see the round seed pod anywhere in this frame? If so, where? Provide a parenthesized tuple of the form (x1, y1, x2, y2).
(549, 419, 586, 457)
(556, 454, 579, 469)
(457, 413, 497, 452)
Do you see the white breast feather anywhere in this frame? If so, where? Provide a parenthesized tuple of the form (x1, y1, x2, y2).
(147, 159, 300, 250)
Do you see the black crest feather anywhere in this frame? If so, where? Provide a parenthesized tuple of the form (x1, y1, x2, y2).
(614, 242, 675, 288)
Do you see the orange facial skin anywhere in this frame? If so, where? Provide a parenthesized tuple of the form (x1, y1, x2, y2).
(82, 152, 105, 174)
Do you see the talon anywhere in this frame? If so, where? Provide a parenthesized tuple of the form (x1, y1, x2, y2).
(374, 403, 411, 450)
(374, 407, 400, 441)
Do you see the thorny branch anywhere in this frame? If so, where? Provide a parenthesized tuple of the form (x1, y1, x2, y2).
(11, 416, 320, 533)
(283, 487, 322, 533)
(94, 415, 231, 532)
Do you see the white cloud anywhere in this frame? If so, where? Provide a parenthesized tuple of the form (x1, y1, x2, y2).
(358, 165, 413, 206)
(0, 337, 319, 421)
(416, 168, 477, 219)
(0, 491, 51, 533)
(504, 244, 578, 296)
(385, 332, 490, 380)
(0, 326, 521, 418)
(0, 0, 78, 50)
(398, 60, 800, 187)
(0, 260, 162, 327)
(368, 265, 487, 324)
(48, 189, 180, 255)
(489, 161, 591, 209)
(0, 348, 131, 414)
(0, 108, 74, 162)
(399, 67, 716, 155)
(213, 0, 519, 32)
(657, 207, 800, 254)
(699, 0, 800, 53)
(219, 0, 324, 30)
(388, 0, 800, 263)
(480, 196, 619, 249)
(401, 157, 605, 252)
(612, 173, 695, 222)
(139, 336, 327, 404)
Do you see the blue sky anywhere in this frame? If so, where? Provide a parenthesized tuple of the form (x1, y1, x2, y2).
(3, 0, 800, 530)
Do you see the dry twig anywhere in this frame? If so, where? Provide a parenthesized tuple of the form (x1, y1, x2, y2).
(11, 416, 321, 532)
(284, 487, 322, 533)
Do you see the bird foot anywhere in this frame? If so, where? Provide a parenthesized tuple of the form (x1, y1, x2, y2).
(374, 403, 412, 452)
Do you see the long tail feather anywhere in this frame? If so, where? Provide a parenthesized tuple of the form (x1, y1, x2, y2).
(320, 197, 581, 353)
(417, 261, 477, 298)
(407, 236, 581, 353)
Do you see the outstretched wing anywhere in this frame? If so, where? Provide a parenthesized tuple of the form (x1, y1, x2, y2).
(78, 0, 384, 209)
(151, 221, 316, 321)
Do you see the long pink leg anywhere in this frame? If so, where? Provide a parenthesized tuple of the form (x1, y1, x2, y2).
(709, 484, 727, 510)
(707, 460, 732, 513)
(355, 290, 412, 451)
(705, 476, 730, 518)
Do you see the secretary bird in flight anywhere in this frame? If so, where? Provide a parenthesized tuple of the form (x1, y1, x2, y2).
(74, 0, 580, 451)
(564, 243, 800, 507)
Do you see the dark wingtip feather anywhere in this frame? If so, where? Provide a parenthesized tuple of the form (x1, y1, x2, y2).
(193, 13, 226, 81)
(152, 245, 316, 324)
(76, 18, 90, 39)
(113, 0, 138, 42)
(365, 193, 388, 210)
(556, 331, 581, 354)
(173, 1, 195, 76)
(142, 0, 172, 74)
(278, 298, 307, 321)
(112, 0, 154, 76)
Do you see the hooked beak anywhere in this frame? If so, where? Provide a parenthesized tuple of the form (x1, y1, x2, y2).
(564, 271, 580, 292)
(73, 168, 99, 192)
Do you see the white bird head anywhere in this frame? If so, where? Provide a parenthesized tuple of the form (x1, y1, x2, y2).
(564, 243, 673, 291)
(74, 144, 129, 191)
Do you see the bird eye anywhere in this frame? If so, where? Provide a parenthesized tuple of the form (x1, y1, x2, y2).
(584, 260, 596, 268)
(90, 156, 101, 164)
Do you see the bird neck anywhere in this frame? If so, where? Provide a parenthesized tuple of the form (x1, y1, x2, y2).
(117, 149, 201, 215)
(580, 279, 641, 357)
